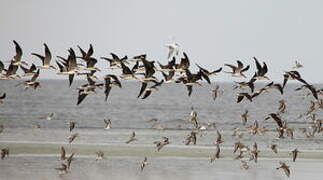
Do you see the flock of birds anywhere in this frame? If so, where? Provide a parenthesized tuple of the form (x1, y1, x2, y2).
(0, 40, 323, 178)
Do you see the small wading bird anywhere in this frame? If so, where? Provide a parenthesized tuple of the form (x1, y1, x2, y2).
(140, 157, 148, 172)
(210, 144, 220, 163)
(153, 137, 170, 151)
(39, 112, 54, 121)
(278, 100, 286, 114)
(55, 163, 68, 176)
(233, 141, 250, 159)
(247, 120, 267, 135)
(276, 161, 290, 177)
(66, 153, 75, 169)
(0, 93, 6, 104)
(1, 148, 9, 159)
(96, 151, 104, 160)
(104, 119, 111, 129)
(60, 146, 66, 161)
(214, 130, 224, 145)
(240, 110, 249, 125)
(249, 142, 259, 163)
(69, 121, 76, 132)
(211, 84, 223, 101)
(184, 131, 197, 145)
(291, 148, 299, 162)
(240, 160, 249, 170)
(126, 131, 137, 144)
(271, 144, 278, 154)
(68, 133, 78, 144)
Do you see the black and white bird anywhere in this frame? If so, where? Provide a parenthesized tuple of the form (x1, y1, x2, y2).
(252, 57, 269, 80)
(224, 60, 250, 78)
(104, 74, 122, 101)
(32, 43, 56, 70)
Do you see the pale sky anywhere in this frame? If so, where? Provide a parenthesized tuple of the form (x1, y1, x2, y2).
(0, 0, 322, 83)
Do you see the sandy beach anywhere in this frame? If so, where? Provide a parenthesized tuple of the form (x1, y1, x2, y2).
(1, 128, 323, 180)
(1, 155, 323, 180)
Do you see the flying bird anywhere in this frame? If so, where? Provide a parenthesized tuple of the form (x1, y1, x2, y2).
(68, 133, 78, 144)
(165, 43, 180, 59)
(17, 69, 41, 90)
(153, 137, 170, 151)
(69, 121, 76, 132)
(292, 61, 303, 69)
(211, 85, 223, 101)
(295, 84, 318, 100)
(12, 40, 28, 66)
(276, 161, 290, 177)
(184, 131, 197, 145)
(283, 70, 308, 88)
(20, 63, 37, 76)
(237, 93, 253, 103)
(278, 100, 286, 114)
(291, 148, 299, 162)
(60, 146, 66, 161)
(240, 110, 249, 125)
(137, 80, 164, 99)
(140, 157, 148, 172)
(125, 131, 138, 144)
(240, 160, 250, 170)
(56, 48, 80, 86)
(210, 144, 220, 163)
(252, 57, 269, 80)
(233, 78, 256, 93)
(271, 144, 278, 154)
(104, 74, 122, 101)
(249, 142, 259, 163)
(214, 130, 224, 145)
(32, 43, 56, 70)
(224, 60, 250, 78)
(0, 61, 20, 80)
(104, 119, 112, 129)
(0, 148, 9, 160)
(196, 64, 222, 84)
(96, 151, 104, 160)
(55, 163, 68, 176)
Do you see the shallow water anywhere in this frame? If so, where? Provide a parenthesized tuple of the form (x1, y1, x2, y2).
(0, 80, 321, 129)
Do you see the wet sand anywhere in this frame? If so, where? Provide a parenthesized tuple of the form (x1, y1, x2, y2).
(1, 128, 323, 179)
(1, 155, 323, 180)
